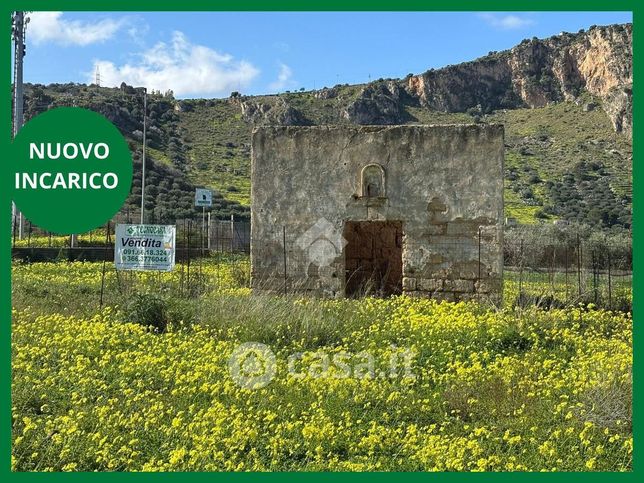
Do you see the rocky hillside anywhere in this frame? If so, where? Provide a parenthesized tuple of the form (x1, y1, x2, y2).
(405, 24, 632, 135)
(21, 23, 632, 228)
(219, 23, 631, 135)
(178, 23, 631, 228)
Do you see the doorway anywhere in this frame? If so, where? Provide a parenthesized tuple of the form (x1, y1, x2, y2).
(343, 221, 403, 297)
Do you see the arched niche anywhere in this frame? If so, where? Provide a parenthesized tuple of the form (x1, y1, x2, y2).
(360, 164, 386, 198)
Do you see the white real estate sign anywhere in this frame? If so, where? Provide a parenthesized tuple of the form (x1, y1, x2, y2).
(195, 188, 212, 207)
(115, 224, 176, 271)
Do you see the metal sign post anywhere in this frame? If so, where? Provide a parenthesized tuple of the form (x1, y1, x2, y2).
(201, 205, 206, 256)
(195, 188, 213, 256)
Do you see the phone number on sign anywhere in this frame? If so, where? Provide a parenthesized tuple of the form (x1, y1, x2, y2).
(121, 248, 169, 257)
(121, 254, 170, 263)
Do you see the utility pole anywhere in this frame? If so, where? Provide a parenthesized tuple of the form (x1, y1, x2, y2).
(12, 11, 28, 240)
(140, 88, 147, 224)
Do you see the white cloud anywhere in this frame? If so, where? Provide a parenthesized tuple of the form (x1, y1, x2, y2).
(90, 31, 260, 97)
(268, 62, 296, 92)
(28, 11, 126, 46)
(126, 18, 150, 46)
(479, 13, 535, 30)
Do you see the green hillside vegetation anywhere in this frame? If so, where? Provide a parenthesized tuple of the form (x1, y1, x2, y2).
(174, 85, 370, 205)
(487, 96, 632, 226)
(22, 83, 251, 221)
(23, 77, 631, 229)
(176, 99, 250, 205)
(176, 86, 631, 228)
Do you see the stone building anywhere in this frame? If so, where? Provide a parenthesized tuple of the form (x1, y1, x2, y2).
(250, 124, 504, 301)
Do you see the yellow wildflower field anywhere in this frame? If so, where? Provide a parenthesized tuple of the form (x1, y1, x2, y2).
(11, 261, 632, 471)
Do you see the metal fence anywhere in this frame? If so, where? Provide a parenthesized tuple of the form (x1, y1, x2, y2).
(209, 218, 250, 252)
(504, 228, 632, 311)
(11, 210, 251, 254)
(11, 218, 632, 311)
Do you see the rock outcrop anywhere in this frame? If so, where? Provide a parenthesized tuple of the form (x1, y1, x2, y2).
(237, 24, 631, 136)
(602, 83, 632, 134)
(240, 98, 310, 126)
(404, 24, 632, 135)
(343, 81, 407, 124)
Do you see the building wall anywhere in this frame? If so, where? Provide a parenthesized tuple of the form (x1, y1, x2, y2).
(251, 125, 504, 300)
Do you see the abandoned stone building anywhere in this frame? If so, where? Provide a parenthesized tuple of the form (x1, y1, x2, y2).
(250, 124, 504, 301)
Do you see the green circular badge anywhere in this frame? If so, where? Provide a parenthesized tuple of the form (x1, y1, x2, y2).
(12, 107, 133, 234)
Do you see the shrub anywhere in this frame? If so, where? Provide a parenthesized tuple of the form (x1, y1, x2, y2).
(123, 293, 168, 333)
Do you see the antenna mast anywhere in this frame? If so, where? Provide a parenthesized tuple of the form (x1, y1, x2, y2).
(12, 11, 28, 240)
(12, 11, 26, 137)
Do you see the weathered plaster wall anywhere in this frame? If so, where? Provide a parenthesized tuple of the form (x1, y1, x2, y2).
(251, 124, 504, 300)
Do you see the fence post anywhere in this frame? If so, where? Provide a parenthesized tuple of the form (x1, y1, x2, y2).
(550, 246, 556, 291)
(607, 249, 613, 310)
(111, 226, 123, 295)
(477, 227, 482, 301)
(230, 215, 235, 253)
(12, 212, 17, 248)
(180, 219, 186, 295)
(207, 212, 211, 250)
(477, 227, 482, 280)
(283, 225, 287, 295)
(27, 221, 32, 247)
(218, 220, 222, 252)
(576, 233, 582, 298)
(518, 238, 524, 297)
(99, 221, 110, 308)
(564, 245, 569, 303)
(187, 219, 192, 291)
(592, 249, 599, 305)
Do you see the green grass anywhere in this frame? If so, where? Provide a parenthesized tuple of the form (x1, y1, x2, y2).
(11, 259, 633, 471)
(504, 269, 632, 312)
(12, 253, 630, 318)
(504, 189, 544, 224)
(146, 147, 174, 168)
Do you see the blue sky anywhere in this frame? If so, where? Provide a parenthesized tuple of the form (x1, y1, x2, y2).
(20, 11, 632, 99)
